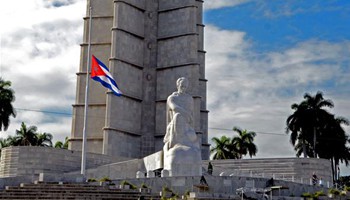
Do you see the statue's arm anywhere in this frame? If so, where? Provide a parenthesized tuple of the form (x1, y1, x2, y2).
(167, 95, 192, 123)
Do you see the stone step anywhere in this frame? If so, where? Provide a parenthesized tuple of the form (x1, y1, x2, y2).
(0, 193, 149, 198)
(0, 182, 161, 200)
(4, 190, 143, 196)
(0, 194, 159, 200)
(0, 192, 159, 200)
(12, 185, 120, 191)
(0, 196, 153, 200)
(4, 190, 135, 194)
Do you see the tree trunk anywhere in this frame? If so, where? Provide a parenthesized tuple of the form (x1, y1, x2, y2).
(303, 138, 307, 158)
(313, 127, 317, 158)
(335, 159, 340, 181)
(331, 157, 335, 183)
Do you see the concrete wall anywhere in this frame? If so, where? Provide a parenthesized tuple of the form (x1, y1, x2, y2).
(65, 156, 332, 188)
(115, 176, 327, 197)
(0, 146, 127, 178)
(204, 158, 333, 185)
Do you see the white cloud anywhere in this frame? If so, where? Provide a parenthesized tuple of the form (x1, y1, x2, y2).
(0, 0, 85, 142)
(254, 1, 350, 19)
(205, 25, 350, 160)
(204, 0, 251, 10)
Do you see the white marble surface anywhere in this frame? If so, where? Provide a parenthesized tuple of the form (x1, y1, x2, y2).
(163, 78, 202, 176)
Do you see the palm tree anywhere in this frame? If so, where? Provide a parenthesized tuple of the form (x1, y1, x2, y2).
(302, 92, 334, 157)
(286, 102, 309, 157)
(286, 91, 334, 158)
(4, 135, 20, 146)
(15, 122, 38, 146)
(0, 78, 16, 131)
(0, 138, 10, 149)
(231, 127, 257, 159)
(210, 136, 233, 159)
(294, 136, 313, 158)
(36, 132, 53, 147)
(54, 137, 69, 149)
(317, 116, 350, 182)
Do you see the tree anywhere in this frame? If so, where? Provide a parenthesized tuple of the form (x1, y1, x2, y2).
(317, 116, 350, 182)
(0, 123, 56, 157)
(286, 91, 349, 182)
(210, 136, 233, 159)
(230, 127, 258, 159)
(14, 122, 38, 146)
(302, 92, 334, 157)
(4, 135, 19, 146)
(293, 136, 314, 158)
(54, 136, 69, 149)
(0, 77, 16, 131)
(286, 102, 309, 157)
(36, 132, 53, 147)
(286, 91, 334, 157)
(0, 138, 10, 149)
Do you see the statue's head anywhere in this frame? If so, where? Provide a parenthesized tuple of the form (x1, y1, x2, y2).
(176, 77, 189, 94)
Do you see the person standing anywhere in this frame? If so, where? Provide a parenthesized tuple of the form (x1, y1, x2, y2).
(312, 172, 318, 186)
(208, 162, 213, 175)
(319, 177, 323, 187)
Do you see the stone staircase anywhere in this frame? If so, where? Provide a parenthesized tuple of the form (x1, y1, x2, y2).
(0, 182, 161, 200)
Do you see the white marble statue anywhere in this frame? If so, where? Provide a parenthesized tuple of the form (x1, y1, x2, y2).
(163, 77, 202, 176)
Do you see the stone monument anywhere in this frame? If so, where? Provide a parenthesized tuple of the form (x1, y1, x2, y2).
(70, 0, 209, 160)
(163, 77, 202, 176)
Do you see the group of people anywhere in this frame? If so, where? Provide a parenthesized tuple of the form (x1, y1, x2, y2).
(312, 172, 323, 187)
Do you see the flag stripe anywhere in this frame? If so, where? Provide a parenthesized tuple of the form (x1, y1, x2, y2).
(92, 75, 122, 95)
(91, 55, 122, 96)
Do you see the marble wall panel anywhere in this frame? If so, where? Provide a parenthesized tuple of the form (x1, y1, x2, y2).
(159, 0, 195, 11)
(114, 3, 145, 37)
(158, 7, 196, 38)
(157, 36, 198, 68)
(109, 60, 143, 99)
(111, 30, 144, 67)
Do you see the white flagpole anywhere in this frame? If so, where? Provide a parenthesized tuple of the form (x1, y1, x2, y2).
(81, 6, 92, 176)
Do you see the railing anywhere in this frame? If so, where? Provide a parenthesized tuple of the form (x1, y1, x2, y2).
(217, 169, 332, 188)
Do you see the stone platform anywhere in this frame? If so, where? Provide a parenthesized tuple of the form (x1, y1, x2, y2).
(0, 147, 332, 184)
(0, 176, 329, 200)
(0, 146, 334, 198)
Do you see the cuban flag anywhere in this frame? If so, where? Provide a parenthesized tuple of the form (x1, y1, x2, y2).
(91, 55, 122, 96)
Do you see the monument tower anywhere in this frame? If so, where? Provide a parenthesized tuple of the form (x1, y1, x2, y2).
(70, 0, 209, 160)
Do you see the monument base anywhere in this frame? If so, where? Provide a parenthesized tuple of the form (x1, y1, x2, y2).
(164, 163, 202, 177)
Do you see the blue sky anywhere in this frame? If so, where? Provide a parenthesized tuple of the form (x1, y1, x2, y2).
(205, 0, 350, 52)
(204, 0, 350, 173)
(0, 0, 350, 175)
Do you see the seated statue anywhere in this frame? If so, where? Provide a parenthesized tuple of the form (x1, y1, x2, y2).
(163, 77, 202, 176)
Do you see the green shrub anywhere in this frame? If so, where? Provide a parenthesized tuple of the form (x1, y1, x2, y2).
(140, 183, 148, 189)
(301, 192, 312, 198)
(162, 186, 173, 193)
(120, 180, 137, 189)
(99, 177, 111, 182)
(314, 191, 326, 198)
(161, 186, 175, 200)
(87, 178, 97, 182)
(328, 188, 341, 195)
(344, 186, 350, 191)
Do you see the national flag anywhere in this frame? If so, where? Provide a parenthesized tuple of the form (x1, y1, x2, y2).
(91, 55, 122, 96)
